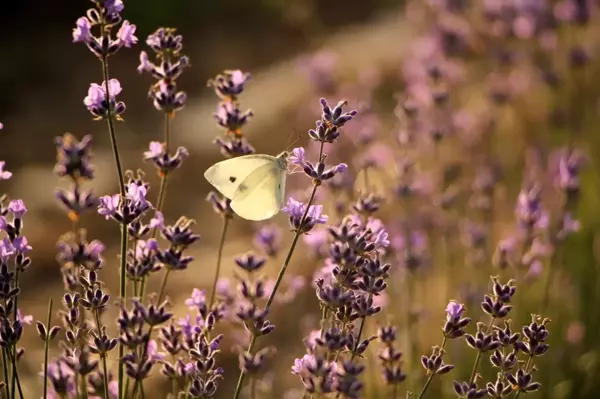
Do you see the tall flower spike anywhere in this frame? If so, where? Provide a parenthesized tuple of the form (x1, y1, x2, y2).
(72, 1, 137, 58)
(282, 198, 328, 234)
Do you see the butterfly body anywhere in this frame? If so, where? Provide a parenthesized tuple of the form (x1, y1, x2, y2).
(204, 152, 288, 221)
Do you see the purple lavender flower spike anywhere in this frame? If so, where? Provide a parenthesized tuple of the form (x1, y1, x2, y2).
(208, 70, 251, 100)
(253, 225, 282, 257)
(293, 146, 347, 183)
(151, 80, 188, 114)
(116, 20, 138, 48)
(214, 101, 253, 135)
(289, 147, 307, 168)
(0, 162, 11, 181)
(54, 133, 95, 180)
(8, 199, 27, 219)
(83, 79, 126, 119)
(184, 288, 207, 311)
(0, 238, 14, 263)
(214, 137, 255, 158)
(308, 98, 358, 143)
(144, 142, 189, 176)
(72, 17, 93, 43)
(98, 195, 121, 220)
(282, 198, 328, 234)
(97, 182, 152, 224)
(105, 0, 125, 15)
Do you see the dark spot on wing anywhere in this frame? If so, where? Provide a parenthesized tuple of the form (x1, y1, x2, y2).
(229, 176, 237, 183)
(238, 184, 247, 192)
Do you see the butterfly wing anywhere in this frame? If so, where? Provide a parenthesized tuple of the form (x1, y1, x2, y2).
(230, 163, 286, 221)
(204, 154, 278, 199)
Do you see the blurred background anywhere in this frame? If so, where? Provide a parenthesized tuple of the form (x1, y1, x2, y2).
(1, 0, 600, 398)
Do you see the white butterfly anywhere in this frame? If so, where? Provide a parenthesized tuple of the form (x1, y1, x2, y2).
(204, 152, 289, 221)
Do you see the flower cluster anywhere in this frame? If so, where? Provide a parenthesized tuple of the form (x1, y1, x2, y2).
(207, 70, 255, 158)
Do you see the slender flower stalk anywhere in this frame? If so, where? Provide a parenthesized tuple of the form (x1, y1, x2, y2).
(42, 300, 52, 399)
(208, 218, 229, 310)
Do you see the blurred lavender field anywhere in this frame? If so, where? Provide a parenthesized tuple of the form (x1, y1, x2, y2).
(0, 0, 599, 398)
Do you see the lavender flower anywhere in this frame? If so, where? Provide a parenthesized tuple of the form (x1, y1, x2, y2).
(72, 1, 137, 57)
(0, 162, 12, 181)
(97, 181, 152, 224)
(282, 198, 328, 234)
(208, 70, 251, 100)
(83, 79, 126, 119)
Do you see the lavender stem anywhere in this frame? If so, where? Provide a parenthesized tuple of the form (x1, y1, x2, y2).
(1, 347, 8, 398)
(417, 336, 448, 399)
(42, 299, 53, 399)
(94, 310, 109, 399)
(10, 270, 19, 399)
(208, 217, 230, 310)
(140, 113, 172, 299)
(5, 350, 22, 399)
(468, 317, 495, 385)
(100, 56, 128, 399)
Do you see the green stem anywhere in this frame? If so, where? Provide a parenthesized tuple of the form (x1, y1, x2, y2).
(6, 350, 22, 399)
(140, 113, 172, 299)
(10, 270, 19, 399)
(541, 248, 559, 311)
(469, 318, 495, 384)
(100, 55, 127, 399)
(1, 348, 8, 398)
(208, 218, 230, 310)
(417, 336, 448, 399)
(133, 268, 172, 396)
(100, 57, 126, 197)
(43, 299, 53, 399)
(232, 141, 325, 399)
(94, 311, 110, 399)
(117, 222, 128, 399)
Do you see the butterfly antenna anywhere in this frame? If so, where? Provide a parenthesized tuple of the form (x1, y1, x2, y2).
(284, 127, 304, 152)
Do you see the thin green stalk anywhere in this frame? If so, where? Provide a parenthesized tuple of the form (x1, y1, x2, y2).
(232, 142, 325, 399)
(208, 218, 230, 310)
(140, 113, 172, 299)
(5, 351, 22, 399)
(132, 266, 173, 396)
(469, 318, 495, 385)
(351, 296, 370, 359)
(542, 247, 560, 311)
(334, 312, 369, 399)
(43, 299, 53, 399)
(171, 355, 178, 397)
(100, 55, 127, 399)
(10, 270, 19, 399)
(117, 222, 128, 399)
(94, 311, 109, 399)
(100, 57, 126, 197)
(1, 348, 9, 398)
(417, 336, 448, 399)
